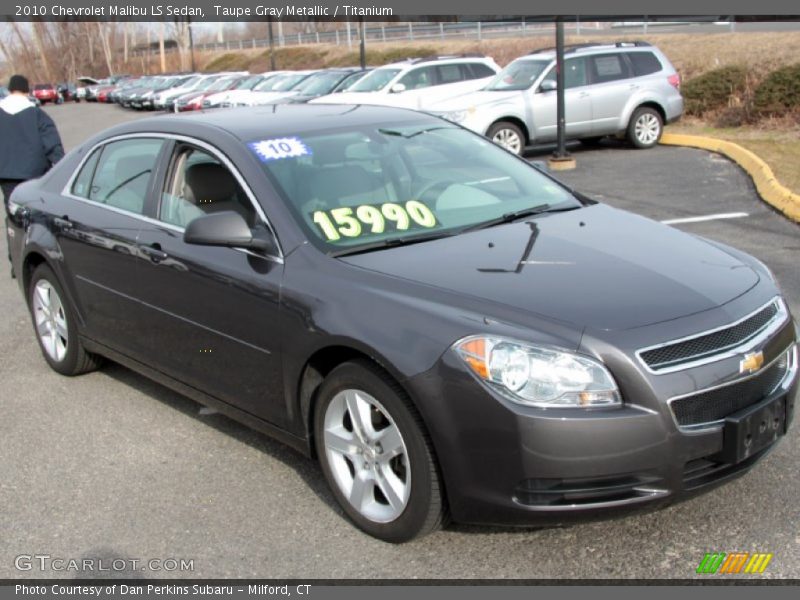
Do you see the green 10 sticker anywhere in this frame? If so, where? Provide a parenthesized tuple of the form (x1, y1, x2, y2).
(312, 201, 438, 241)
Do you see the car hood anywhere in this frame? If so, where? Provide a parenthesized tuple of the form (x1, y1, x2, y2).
(340, 204, 760, 331)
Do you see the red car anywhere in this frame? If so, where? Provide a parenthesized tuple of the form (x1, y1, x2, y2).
(32, 84, 58, 104)
(96, 85, 117, 103)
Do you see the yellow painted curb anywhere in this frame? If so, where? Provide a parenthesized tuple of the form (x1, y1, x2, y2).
(660, 133, 800, 224)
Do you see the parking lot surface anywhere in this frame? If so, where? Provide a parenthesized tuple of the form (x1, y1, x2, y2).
(1, 103, 798, 579)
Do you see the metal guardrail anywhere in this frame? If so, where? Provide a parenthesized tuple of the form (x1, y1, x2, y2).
(130, 20, 608, 57)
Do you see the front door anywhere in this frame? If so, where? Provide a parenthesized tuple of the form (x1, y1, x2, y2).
(529, 57, 593, 141)
(133, 142, 287, 427)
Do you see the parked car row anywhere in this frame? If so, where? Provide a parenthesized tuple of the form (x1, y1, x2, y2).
(78, 54, 501, 116)
(78, 42, 683, 155)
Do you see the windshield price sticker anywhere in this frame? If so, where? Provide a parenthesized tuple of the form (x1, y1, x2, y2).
(248, 137, 311, 162)
(312, 201, 438, 242)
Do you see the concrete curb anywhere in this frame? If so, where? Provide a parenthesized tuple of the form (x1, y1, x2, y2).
(660, 133, 800, 224)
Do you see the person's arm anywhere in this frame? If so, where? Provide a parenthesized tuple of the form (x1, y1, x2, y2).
(37, 109, 65, 168)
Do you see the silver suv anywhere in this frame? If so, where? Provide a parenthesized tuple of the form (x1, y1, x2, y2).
(433, 42, 683, 154)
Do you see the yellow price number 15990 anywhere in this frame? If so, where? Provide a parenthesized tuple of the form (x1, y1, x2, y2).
(312, 201, 437, 242)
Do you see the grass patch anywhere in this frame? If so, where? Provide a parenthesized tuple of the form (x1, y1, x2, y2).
(202, 52, 251, 72)
(669, 120, 800, 195)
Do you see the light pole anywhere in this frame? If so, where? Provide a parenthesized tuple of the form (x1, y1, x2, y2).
(548, 18, 576, 171)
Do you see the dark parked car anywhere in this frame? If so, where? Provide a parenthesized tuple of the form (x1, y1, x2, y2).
(7, 105, 797, 542)
(56, 83, 80, 102)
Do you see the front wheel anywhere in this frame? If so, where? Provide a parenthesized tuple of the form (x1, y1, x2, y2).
(314, 360, 445, 542)
(627, 107, 663, 149)
(487, 121, 525, 155)
(28, 264, 102, 376)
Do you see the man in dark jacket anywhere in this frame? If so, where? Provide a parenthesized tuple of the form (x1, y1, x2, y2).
(0, 74, 65, 212)
(1, 74, 64, 276)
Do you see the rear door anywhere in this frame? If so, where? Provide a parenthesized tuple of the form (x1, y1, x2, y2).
(58, 136, 168, 357)
(134, 140, 287, 426)
(585, 52, 635, 134)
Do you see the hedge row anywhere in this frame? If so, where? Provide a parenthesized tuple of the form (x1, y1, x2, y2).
(681, 63, 800, 124)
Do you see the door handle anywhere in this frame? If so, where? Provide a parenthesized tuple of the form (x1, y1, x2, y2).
(579, 91, 590, 98)
(140, 243, 168, 263)
(629, 84, 640, 90)
(53, 216, 72, 230)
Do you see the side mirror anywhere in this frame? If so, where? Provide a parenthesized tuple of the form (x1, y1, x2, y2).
(184, 211, 278, 254)
(539, 80, 557, 92)
(390, 83, 407, 94)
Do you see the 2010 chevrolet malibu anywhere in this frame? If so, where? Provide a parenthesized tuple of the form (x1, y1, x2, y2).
(7, 105, 797, 542)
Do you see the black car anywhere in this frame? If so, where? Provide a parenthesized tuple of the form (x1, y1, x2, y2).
(6, 105, 798, 542)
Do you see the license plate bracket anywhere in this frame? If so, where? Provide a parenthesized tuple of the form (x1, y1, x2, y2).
(719, 394, 786, 464)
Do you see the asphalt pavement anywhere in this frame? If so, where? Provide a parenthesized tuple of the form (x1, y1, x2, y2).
(1, 103, 798, 579)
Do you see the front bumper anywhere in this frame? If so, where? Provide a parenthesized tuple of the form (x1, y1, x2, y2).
(407, 326, 797, 527)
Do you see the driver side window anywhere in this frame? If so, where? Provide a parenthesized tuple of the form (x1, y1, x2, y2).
(75, 138, 164, 215)
(159, 145, 258, 229)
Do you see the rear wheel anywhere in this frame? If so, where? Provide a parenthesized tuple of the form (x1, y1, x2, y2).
(627, 107, 663, 149)
(314, 360, 445, 542)
(28, 264, 102, 376)
(487, 121, 525, 155)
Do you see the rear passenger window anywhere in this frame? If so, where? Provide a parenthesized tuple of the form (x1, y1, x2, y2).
(628, 52, 664, 76)
(397, 66, 437, 90)
(468, 63, 497, 79)
(159, 146, 257, 229)
(590, 54, 630, 83)
(436, 64, 464, 84)
(71, 148, 101, 198)
(78, 138, 163, 214)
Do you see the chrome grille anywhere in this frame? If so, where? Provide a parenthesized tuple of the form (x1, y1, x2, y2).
(638, 299, 784, 373)
(670, 353, 789, 428)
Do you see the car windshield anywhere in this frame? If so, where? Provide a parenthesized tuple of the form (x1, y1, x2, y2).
(334, 70, 369, 92)
(35, 84, 53, 90)
(485, 59, 551, 91)
(180, 76, 201, 88)
(207, 77, 236, 91)
(251, 122, 579, 254)
(347, 68, 402, 92)
(253, 75, 289, 91)
(195, 77, 219, 91)
(234, 75, 263, 90)
(293, 72, 349, 96)
(271, 73, 312, 91)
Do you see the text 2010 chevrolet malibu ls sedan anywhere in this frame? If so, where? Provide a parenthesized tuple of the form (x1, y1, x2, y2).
(6, 105, 797, 542)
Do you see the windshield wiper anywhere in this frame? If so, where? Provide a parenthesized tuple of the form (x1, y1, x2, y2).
(378, 127, 450, 139)
(463, 203, 582, 232)
(328, 230, 456, 258)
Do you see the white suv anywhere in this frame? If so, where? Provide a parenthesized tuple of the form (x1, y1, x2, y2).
(431, 42, 683, 154)
(310, 55, 500, 110)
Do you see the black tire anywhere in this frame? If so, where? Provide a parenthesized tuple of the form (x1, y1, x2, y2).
(626, 106, 663, 149)
(579, 136, 605, 146)
(314, 360, 445, 542)
(486, 121, 525, 155)
(28, 264, 102, 376)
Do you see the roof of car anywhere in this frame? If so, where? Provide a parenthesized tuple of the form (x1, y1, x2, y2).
(96, 104, 438, 144)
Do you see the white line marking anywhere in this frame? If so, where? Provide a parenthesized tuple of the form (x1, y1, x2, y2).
(661, 212, 749, 225)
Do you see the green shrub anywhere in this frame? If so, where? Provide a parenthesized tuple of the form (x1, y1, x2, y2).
(681, 66, 749, 116)
(753, 63, 800, 116)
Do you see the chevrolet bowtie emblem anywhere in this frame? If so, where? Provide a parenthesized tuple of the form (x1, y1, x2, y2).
(740, 351, 765, 374)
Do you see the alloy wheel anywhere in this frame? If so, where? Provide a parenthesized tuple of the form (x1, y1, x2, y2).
(322, 389, 411, 523)
(492, 128, 523, 154)
(634, 113, 661, 145)
(32, 280, 69, 362)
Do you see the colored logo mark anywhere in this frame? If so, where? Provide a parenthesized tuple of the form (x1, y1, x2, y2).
(696, 552, 773, 574)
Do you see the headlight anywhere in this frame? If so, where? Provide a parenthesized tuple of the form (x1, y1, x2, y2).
(441, 107, 474, 123)
(454, 336, 621, 408)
